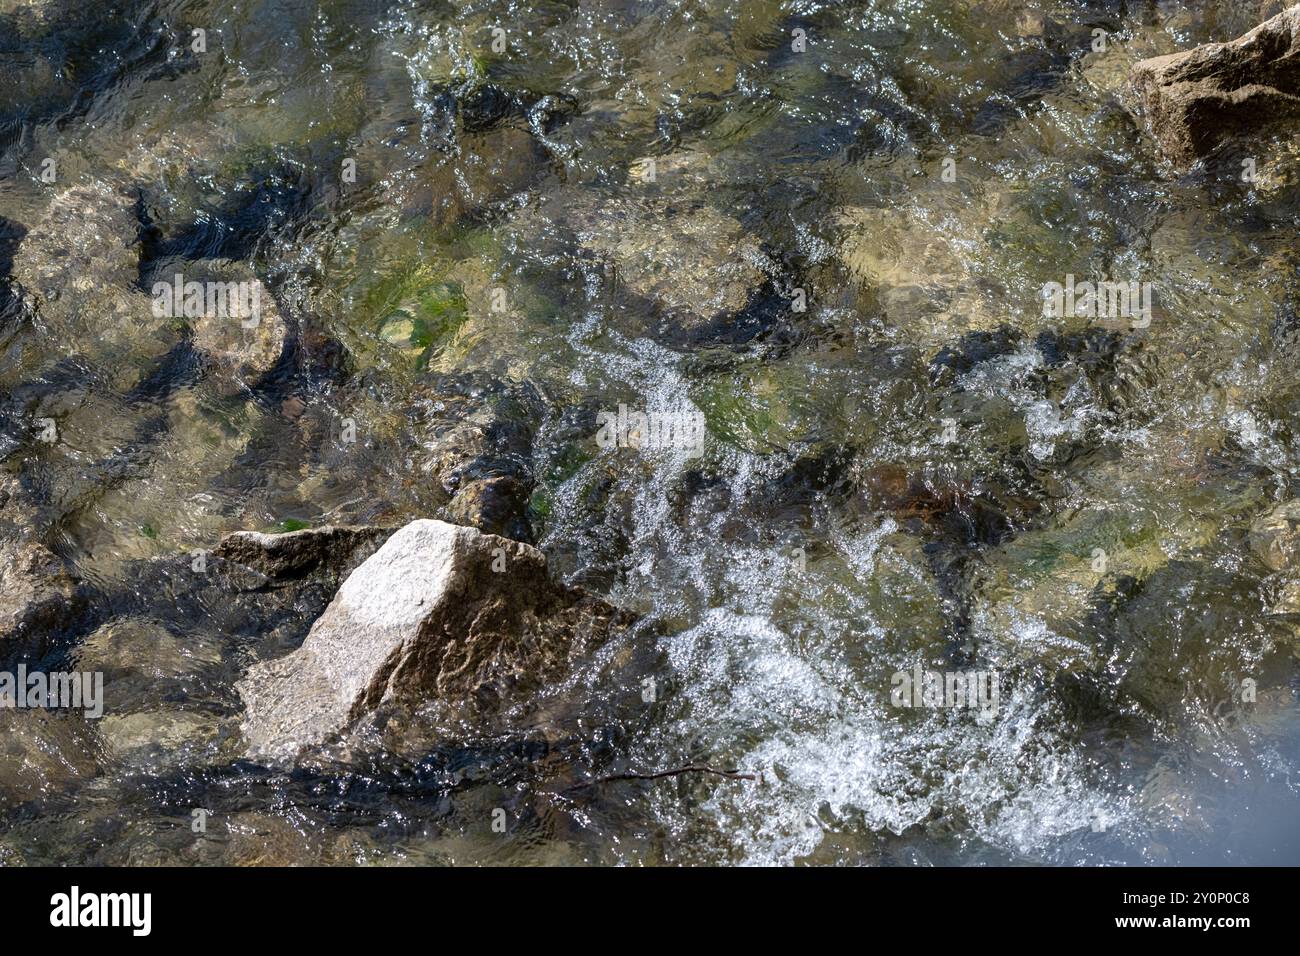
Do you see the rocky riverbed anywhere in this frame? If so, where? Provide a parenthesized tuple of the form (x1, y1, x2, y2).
(0, 0, 1298, 865)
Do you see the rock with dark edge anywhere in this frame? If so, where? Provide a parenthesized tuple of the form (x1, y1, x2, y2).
(213, 524, 392, 584)
(1131, 4, 1300, 168)
(411, 372, 542, 542)
(236, 519, 626, 762)
(445, 475, 533, 539)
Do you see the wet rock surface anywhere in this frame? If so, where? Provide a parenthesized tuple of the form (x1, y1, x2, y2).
(185, 269, 290, 388)
(237, 519, 627, 763)
(13, 180, 139, 306)
(212, 524, 392, 584)
(508, 152, 787, 350)
(411, 371, 543, 541)
(0, 709, 101, 804)
(575, 197, 778, 347)
(1132, 4, 1300, 167)
(9, 179, 175, 366)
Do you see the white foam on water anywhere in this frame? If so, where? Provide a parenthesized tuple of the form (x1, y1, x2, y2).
(547, 384, 1117, 861)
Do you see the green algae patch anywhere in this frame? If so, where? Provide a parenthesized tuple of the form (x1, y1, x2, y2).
(268, 518, 311, 534)
(363, 267, 469, 363)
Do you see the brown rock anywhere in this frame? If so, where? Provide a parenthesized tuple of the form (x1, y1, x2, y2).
(13, 179, 178, 364)
(447, 475, 532, 539)
(0, 709, 101, 803)
(184, 265, 290, 386)
(1131, 5, 1300, 168)
(213, 524, 392, 584)
(15, 180, 139, 304)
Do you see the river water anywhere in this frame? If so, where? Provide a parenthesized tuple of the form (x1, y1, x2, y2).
(1, 0, 1298, 864)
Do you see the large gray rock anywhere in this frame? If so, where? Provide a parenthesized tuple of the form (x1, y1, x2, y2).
(237, 519, 625, 762)
(1131, 5, 1300, 168)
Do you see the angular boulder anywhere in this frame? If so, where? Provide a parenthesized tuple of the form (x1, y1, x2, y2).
(237, 519, 625, 762)
(213, 524, 391, 585)
(1131, 5, 1300, 168)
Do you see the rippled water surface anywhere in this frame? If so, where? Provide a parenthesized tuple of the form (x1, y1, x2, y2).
(1, 0, 1299, 865)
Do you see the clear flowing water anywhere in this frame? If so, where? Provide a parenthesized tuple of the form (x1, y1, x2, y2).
(1, 0, 1298, 865)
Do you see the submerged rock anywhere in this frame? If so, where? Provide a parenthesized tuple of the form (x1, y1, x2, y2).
(295, 370, 541, 538)
(15, 182, 292, 387)
(98, 709, 221, 762)
(237, 519, 626, 762)
(10, 180, 180, 368)
(1131, 5, 1300, 168)
(0, 709, 101, 804)
(186, 268, 290, 387)
(14, 180, 139, 305)
(74, 617, 222, 685)
(582, 200, 775, 345)
(0, 538, 87, 653)
(0, 477, 87, 656)
(413, 124, 549, 227)
(413, 371, 542, 541)
(1249, 499, 1300, 571)
(511, 154, 782, 348)
(836, 204, 1008, 350)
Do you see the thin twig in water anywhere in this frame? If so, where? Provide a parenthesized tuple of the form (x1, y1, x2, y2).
(565, 764, 758, 791)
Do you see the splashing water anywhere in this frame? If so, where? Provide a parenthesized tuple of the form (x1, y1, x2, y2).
(0, 0, 1298, 865)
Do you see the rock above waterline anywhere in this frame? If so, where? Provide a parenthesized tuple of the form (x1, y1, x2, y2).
(213, 524, 391, 584)
(1131, 4, 1300, 168)
(236, 519, 625, 762)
